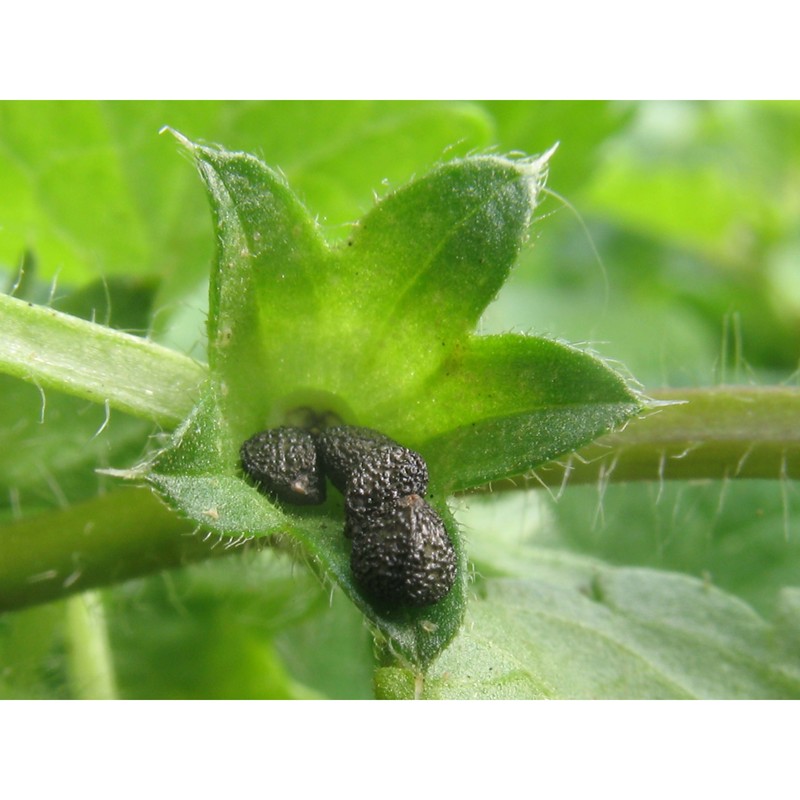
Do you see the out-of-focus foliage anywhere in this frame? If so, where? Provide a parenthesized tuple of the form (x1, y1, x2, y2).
(1, 101, 799, 698)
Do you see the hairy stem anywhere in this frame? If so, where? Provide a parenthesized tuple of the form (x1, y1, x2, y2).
(0, 292, 205, 427)
(2, 295, 799, 615)
(0, 486, 264, 613)
(524, 387, 800, 488)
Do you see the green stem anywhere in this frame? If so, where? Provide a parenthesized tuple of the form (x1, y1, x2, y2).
(2, 295, 798, 616)
(0, 292, 205, 427)
(0, 387, 797, 615)
(0, 486, 261, 613)
(65, 591, 118, 700)
(524, 387, 800, 488)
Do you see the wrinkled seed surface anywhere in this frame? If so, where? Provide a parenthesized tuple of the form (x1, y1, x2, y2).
(240, 427, 326, 505)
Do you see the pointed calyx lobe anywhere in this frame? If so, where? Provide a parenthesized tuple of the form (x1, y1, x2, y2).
(336, 156, 548, 396)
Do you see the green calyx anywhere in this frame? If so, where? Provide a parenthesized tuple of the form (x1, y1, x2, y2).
(142, 133, 642, 670)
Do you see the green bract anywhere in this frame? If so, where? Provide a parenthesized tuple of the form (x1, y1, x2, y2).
(142, 133, 642, 670)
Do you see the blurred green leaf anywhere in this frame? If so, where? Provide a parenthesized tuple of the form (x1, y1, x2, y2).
(480, 101, 633, 194)
(106, 552, 336, 699)
(3, 101, 800, 699)
(379, 552, 800, 699)
(587, 157, 768, 261)
(0, 604, 67, 699)
(541, 480, 800, 617)
(0, 101, 494, 308)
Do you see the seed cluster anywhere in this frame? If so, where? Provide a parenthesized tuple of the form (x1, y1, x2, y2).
(240, 424, 456, 608)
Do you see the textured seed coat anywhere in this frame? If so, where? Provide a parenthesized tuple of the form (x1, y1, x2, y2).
(349, 494, 457, 608)
(345, 443, 429, 519)
(240, 427, 326, 505)
(242, 422, 457, 608)
(317, 426, 395, 492)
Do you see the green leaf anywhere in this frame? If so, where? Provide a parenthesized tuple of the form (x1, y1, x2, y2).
(0, 101, 494, 308)
(105, 552, 328, 699)
(0, 604, 66, 699)
(0, 103, 154, 284)
(480, 100, 634, 194)
(543, 469, 800, 616)
(377, 552, 800, 699)
(587, 156, 768, 260)
(102, 546, 376, 699)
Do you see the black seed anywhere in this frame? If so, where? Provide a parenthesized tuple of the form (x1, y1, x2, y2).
(344, 443, 428, 519)
(240, 427, 326, 505)
(317, 425, 396, 492)
(349, 495, 456, 608)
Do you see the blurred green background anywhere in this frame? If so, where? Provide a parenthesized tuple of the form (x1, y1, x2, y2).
(1, 101, 799, 698)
